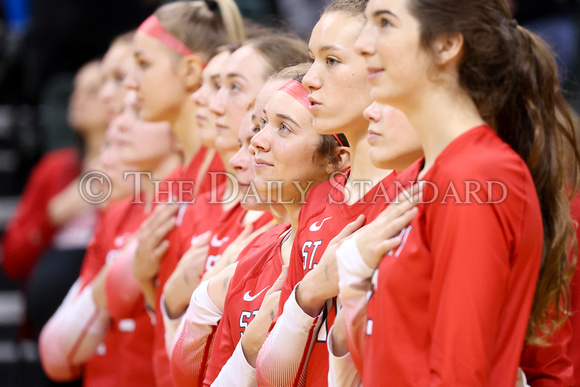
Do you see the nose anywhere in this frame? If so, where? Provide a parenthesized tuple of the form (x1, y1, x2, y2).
(192, 84, 207, 107)
(355, 22, 376, 57)
(229, 146, 246, 173)
(209, 86, 227, 116)
(123, 66, 139, 91)
(302, 63, 322, 91)
(363, 102, 381, 123)
(250, 126, 271, 154)
(98, 81, 113, 104)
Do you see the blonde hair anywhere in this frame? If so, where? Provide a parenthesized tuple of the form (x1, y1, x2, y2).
(155, 0, 245, 61)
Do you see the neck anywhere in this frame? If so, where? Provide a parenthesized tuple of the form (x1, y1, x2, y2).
(172, 99, 201, 163)
(269, 203, 290, 225)
(400, 86, 484, 177)
(222, 171, 241, 211)
(141, 153, 183, 212)
(344, 123, 391, 203)
(83, 130, 106, 164)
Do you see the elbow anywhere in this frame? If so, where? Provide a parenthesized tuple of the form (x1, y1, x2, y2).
(39, 327, 82, 382)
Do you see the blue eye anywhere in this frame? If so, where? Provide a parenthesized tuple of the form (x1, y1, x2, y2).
(326, 57, 339, 66)
(279, 123, 291, 133)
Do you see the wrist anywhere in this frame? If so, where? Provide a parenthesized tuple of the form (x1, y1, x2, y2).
(241, 325, 265, 368)
(163, 282, 188, 319)
(296, 279, 325, 317)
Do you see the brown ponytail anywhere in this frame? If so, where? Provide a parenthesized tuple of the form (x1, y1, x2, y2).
(154, 0, 245, 61)
(409, 0, 580, 344)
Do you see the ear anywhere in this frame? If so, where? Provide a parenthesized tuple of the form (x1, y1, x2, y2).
(328, 147, 351, 174)
(177, 55, 204, 93)
(432, 32, 463, 67)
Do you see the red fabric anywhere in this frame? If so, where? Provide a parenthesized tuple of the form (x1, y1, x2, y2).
(152, 149, 225, 387)
(268, 170, 398, 386)
(202, 202, 274, 275)
(1, 148, 80, 281)
(568, 194, 580, 386)
(520, 318, 574, 386)
(363, 126, 543, 386)
(79, 198, 154, 386)
(203, 225, 290, 386)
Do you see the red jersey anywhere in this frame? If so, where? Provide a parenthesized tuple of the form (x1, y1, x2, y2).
(85, 198, 156, 387)
(262, 171, 399, 386)
(2, 147, 81, 281)
(203, 225, 291, 385)
(144, 147, 224, 387)
(364, 126, 542, 386)
(202, 202, 274, 275)
(567, 194, 580, 386)
(153, 186, 226, 387)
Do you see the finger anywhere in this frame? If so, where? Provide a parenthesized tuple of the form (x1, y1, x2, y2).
(152, 202, 180, 228)
(192, 231, 212, 247)
(377, 192, 420, 226)
(150, 216, 177, 247)
(152, 239, 170, 263)
(329, 215, 366, 246)
(249, 221, 276, 239)
(266, 265, 288, 295)
(393, 183, 422, 205)
(376, 236, 403, 258)
(234, 225, 254, 242)
(382, 207, 418, 239)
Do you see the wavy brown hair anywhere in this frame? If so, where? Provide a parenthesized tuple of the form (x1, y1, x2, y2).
(409, 0, 580, 344)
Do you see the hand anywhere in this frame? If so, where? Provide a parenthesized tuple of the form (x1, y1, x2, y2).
(296, 215, 366, 317)
(201, 221, 276, 281)
(330, 308, 349, 357)
(48, 178, 93, 226)
(355, 184, 421, 269)
(132, 203, 179, 284)
(163, 231, 212, 319)
(241, 266, 288, 367)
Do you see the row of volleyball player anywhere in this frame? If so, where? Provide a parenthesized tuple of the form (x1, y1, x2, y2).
(17, 0, 580, 386)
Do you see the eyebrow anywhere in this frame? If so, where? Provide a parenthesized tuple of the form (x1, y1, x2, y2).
(373, 9, 400, 19)
(226, 72, 248, 81)
(277, 113, 300, 128)
(319, 44, 342, 53)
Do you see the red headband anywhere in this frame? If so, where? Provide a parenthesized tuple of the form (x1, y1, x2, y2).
(278, 80, 345, 147)
(138, 15, 195, 57)
(278, 80, 310, 110)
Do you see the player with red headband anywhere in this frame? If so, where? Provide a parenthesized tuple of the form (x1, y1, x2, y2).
(204, 78, 351, 386)
(254, 2, 422, 385)
(164, 36, 309, 385)
(90, 4, 247, 386)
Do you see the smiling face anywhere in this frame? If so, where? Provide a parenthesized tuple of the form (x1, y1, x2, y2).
(191, 51, 230, 148)
(355, 0, 432, 109)
(302, 11, 372, 136)
(99, 42, 133, 121)
(128, 32, 189, 123)
(250, 89, 331, 205)
(364, 101, 423, 170)
(210, 45, 270, 138)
